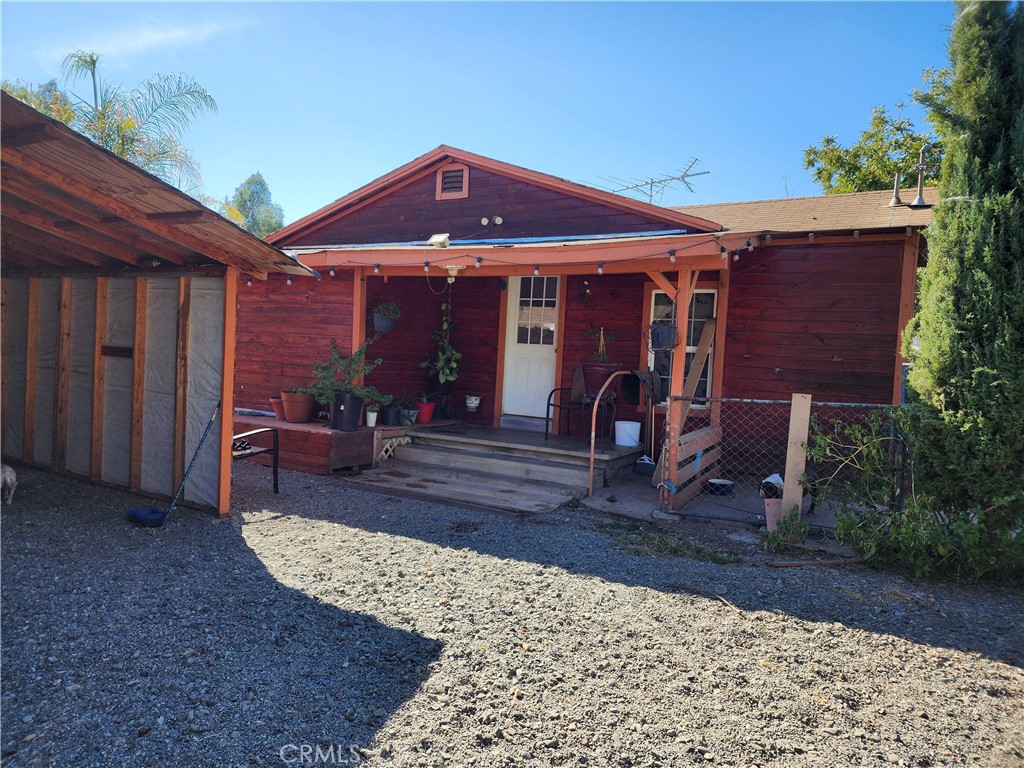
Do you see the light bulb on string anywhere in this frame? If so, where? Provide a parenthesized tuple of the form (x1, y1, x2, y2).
(475, 257, 482, 269)
(286, 276, 292, 285)
(668, 250, 676, 264)
(246, 275, 253, 287)
(597, 262, 604, 275)
(423, 261, 430, 273)
(533, 264, 540, 277)
(373, 264, 380, 275)
(329, 267, 335, 278)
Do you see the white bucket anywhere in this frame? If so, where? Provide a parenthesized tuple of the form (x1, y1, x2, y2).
(614, 420, 641, 447)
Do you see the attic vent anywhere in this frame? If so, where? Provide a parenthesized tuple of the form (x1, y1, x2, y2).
(436, 163, 469, 200)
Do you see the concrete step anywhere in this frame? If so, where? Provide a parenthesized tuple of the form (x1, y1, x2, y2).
(347, 463, 579, 513)
(393, 443, 602, 491)
(408, 428, 621, 465)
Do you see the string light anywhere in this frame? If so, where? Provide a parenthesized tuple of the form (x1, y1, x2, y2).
(373, 264, 380, 275)
(597, 262, 604, 275)
(533, 264, 540, 276)
(475, 256, 482, 268)
(746, 239, 753, 251)
(329, 267, 335, 277)
(720, 245, 727, 257)
(246, 275, 252, 287)
(286, 275, 292, 285)
(668, 249, 676, 264)
(423, 261, 430, 273)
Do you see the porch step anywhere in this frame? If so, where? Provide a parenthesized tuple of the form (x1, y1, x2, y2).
(393, 442, 601, 490)
(347, 461, 581, 513)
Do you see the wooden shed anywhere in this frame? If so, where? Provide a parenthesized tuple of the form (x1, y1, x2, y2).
(1, 92, 316, 515)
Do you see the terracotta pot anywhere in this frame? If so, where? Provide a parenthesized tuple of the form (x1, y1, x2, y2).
(414, 401, 435, 423)
(270, 396, 285, 420)
(280, 391, 314, 423)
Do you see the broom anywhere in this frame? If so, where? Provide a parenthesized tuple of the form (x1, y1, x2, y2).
(127, 401, 221, 528)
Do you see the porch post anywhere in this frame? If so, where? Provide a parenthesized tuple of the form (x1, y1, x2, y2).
(665, 267, 695, 487)
(710, 265, 730, 427)
(351, 266, 366, 378)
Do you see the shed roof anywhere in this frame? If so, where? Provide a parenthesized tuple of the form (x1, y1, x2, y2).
(1, 92, 315, 279)
(671, 187, 936, 235)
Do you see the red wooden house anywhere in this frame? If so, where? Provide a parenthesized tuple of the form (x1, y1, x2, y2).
(233, 146, 933, 504)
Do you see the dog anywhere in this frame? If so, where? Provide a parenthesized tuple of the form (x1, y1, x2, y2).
(1, 464, 16, 505)
(760, 471, 820, 515)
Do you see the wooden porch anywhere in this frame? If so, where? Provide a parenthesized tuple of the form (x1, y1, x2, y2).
(230, 414, 645, 512)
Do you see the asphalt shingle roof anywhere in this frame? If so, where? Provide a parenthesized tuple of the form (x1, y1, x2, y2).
(671, 187, 936, 234)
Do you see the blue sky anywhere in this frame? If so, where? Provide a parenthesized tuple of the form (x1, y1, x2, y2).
(2, 2, 953, 226)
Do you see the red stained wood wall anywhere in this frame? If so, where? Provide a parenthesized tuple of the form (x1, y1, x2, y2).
(723, 241, 903, 403)
(285, 167, 695, 247)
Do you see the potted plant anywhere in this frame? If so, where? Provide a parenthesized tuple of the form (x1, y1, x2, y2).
(280, 386, 315, 423)
(413, 391, 436, 424)
(307, 336, 382, 431)
(371, 301, 401, 333)
(464, 393, 482, 413)
(420, 298, 461, 386)
(269, 395, 285, 420)
(398, 395, 420, 426)
(356, 387, 391, 428)
(581, 326, 625, 394)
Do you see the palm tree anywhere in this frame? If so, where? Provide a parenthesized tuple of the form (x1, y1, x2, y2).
(59, 50, 217, 193)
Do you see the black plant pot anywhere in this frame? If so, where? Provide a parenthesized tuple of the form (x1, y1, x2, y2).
(329, 390, 347, 430)
(380, 404, 402, 427)
(372, 313, 396, 333)
(340, 391, 363, 432)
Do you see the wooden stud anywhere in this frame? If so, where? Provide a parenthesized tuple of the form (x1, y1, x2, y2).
(217, 268, 238, 516)
(492, 277, 510, 428)
(781, 393, 813, 517)
(663, 267, 694, 493)
(90, 278, 108, 480)
(173, 277, 192, 492)
(551, 276, 568, 435)
(23, 277, 39, 463)
(710, 266, 731, 426)
(129, 277, 147, 491)
(52, 277, 72, 469)
(351, 267, 366, 375)
(893, 231, 920, 405)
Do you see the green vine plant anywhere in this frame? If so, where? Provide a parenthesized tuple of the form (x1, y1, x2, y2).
(421, 298, 461, 384)
(761, 506, 810, 552)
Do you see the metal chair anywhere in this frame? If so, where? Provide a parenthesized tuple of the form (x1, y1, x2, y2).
(544, 366, 616, 446)
(232, 427, 279, 493)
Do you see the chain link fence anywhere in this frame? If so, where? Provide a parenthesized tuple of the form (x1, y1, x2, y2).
(660, 396, 899, 528)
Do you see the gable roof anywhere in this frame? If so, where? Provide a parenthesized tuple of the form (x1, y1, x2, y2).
(671, 187, 936, 235)
(1, 91, 316, 279)
(268, 145, 724, 245)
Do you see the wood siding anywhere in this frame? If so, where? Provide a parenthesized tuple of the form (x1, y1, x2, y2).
(723, 242, 903, 403)
(284, 167, 689, 247)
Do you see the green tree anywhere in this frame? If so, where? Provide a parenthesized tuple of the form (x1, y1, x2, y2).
(902, 0, 1024, 575)
(804, 105, 940, 194)
(58, 50, 216, 191)
(231, 172, 284, 238)
(1, 78, 76, 125)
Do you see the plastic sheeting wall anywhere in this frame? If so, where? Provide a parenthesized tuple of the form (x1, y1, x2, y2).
(66, 279, 96, 477)
(1, 274, 227, 512)
(101, 278, 135, 487)
(2, 279, 28, 459)
(140, 280, 178, 497)
(182, 277, 224, 507)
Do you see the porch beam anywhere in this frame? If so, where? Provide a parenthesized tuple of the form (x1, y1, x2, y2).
(893, 231, 920, 405)
(645, 270, 676, 298)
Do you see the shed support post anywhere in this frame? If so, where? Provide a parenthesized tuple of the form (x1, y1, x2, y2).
(217, 268, 238, 516)
(782, 393, 812, 518)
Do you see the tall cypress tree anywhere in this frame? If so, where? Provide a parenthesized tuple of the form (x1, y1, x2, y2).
(904, 1, 1024, 561)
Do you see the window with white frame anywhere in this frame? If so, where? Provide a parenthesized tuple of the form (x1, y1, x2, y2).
(649, 289, 716, 404)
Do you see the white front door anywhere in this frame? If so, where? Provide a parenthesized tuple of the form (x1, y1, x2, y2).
(502, 276, 559, 417)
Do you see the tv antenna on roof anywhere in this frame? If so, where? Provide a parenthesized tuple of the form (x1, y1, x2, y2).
(597, 158, 709, 204)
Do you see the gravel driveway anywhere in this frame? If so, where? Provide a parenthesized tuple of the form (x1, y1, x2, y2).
(2, 463, 1022, 768)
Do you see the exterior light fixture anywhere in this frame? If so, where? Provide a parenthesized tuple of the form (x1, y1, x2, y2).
(428, 233, 450, 248)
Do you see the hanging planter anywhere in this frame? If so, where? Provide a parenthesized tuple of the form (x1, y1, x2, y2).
(371, 301, 401, 333)
(465, 394, 482, 413)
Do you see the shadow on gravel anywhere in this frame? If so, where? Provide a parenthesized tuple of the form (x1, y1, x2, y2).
(249, 467, 1023, 671)
(1, 468, 440, 768)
